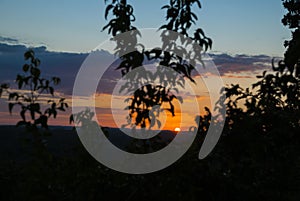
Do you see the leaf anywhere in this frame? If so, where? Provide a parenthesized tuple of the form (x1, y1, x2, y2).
(195, 0, 202, 8)
(176, 96, 183, 103)
(207, 38, 213, 49)
(169, 102, 175, 116)
(57, 107, 65, 111)
(8, 103, 14, 114)
(196, 28, 205, 36)
(30, 67, 41, 77)
(102, 23, 111, 31)
(177, 80, 184, 88)
(204, 107, 210, 113)
(49, 87, 54, 95)
(121, 124, 128, 129)
(263, 70, 267, 77)
(30, 109, 35, 120)
(59, 98, 65, 102)
(44, 108, 51, 116)
(161, 5, 170, 9)
(172, 87, 179, 94)
(18, 79, 23, 89)
(23, 64, 30, 72)
(150, 117, 155, 128)
(1, 83, 9, 89)
(105, 4, 114, 19)
(20, 109, 26, 121)
(40, 115, 48, 129)
(52, 77, 61, 85)
(9, 93, 18, 101)
(53, 110, 57, 118)
(191, 12, 198, 20)
(69, 114, 74, 124)
(33, 58, 41, 67)
(124, 98, 132, 103)
(157, 119, 161, 128)
(16, 121, 27, 127)
(31, 103, 41, 112)
(159, 25, 169, 30)
(24, 50, 34, 60)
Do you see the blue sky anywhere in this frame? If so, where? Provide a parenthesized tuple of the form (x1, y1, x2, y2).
(0, 0, 290, 56)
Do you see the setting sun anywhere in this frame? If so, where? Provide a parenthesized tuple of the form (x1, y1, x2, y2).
(174, 128, 181, 132)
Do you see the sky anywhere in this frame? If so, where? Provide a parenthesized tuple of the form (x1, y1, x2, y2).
(0, 0, 290, 56)
(0, 44, 273, 130)
(0, 0, 292, 130)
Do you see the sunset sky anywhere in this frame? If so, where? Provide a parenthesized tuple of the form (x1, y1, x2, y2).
(0, 0, 292, 130)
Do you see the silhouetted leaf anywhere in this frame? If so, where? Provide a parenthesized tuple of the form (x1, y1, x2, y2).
(23, 64, 29, 72)
(30, 67, 40, 77)
(69, 114, 74, 124)
(49, 87, 54, 95)
(1, 83, 9, 89)
(105, 4, 114, 19)
(53, 110, 57, 118)
(8, 103, 14, 114)
(195, 0, 202, 8)
(18, 79, 23, 89)
(24, 50, 34, 60)
(150, 117, 155, 128)
(33, 58, 41, 67)
(176, 96, 183, 103)
(9, 93, 18, 101)
(40, 115, 48, 129)
(52, 77, 61, 85)
(159, 25, 169, 30)
(157, 119, 161, 128)
(30, 110, 35, 120)
(161, 5, 170, 9)
(16, 121, 27, 127)
(57, 107, 65, 111)
(20, 109, 26, 121)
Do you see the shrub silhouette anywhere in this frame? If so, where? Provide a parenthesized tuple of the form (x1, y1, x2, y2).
(0, 49, 68, 134)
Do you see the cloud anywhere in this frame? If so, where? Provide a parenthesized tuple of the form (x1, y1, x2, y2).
(0, 43, 278, 98)
(0, 43, 115, 95)
(223, 74, 253, 79)
(0, 43, 280, 127)
(209, 53, 276, 75)
(0, 36, 19, 44)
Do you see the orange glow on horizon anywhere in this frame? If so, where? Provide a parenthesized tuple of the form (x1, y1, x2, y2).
(174, 127, 181, 132)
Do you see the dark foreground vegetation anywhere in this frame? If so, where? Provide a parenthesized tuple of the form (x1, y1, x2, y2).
(0, 104, 299, 201)
(0, 0, 299, 200)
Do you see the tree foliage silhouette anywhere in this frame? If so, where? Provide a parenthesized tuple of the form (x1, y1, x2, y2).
(213, 0, 299, 135)
(1, 1, 300, 201)
(103, 0, 211, 129)
(274, 0, 300, 77)
(192, 1, 300, 199)
(0, 50, 68, 132)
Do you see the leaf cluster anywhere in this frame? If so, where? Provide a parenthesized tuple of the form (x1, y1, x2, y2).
(103, 0, 212, 129)
(2, 50, 68, 130)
